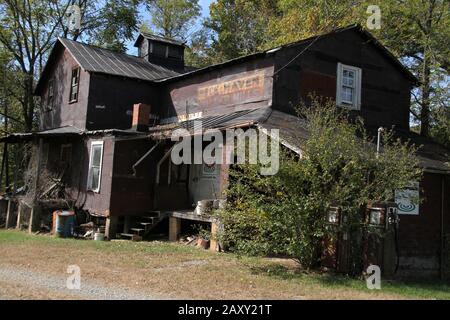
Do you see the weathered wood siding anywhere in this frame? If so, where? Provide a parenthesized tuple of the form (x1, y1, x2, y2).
(109, 138, 158, 216)
(272, 29, 413, 130)
(159, 57, 275, 122)
(40, 135, 114, 217)
(86, 74, 159, 130)
(40, 48, 90, 130)
(398, 173, 450, 274)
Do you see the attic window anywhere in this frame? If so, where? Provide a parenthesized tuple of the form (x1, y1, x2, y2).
(168, 46, 183, 60)
(47, 79, 55, 110)
(336, 63, 362, 110)
(152, 42, 167, 58)
(69, 67, 80, 103)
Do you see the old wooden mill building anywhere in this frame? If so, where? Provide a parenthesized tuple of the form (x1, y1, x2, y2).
(1, 25, 449, 276)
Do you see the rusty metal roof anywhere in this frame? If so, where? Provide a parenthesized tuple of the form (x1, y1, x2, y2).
(148, 108, 273, 138)
(35, 38, 184, 95)
(0, 126, 144, 143)
(258, 110, 309, 156)
(260, 113, 449, 173)
(393, 130, 450, 174)
(59, 38, 182, 81)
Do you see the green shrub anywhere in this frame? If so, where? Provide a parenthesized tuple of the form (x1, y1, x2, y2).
(217, 98, 422, 272)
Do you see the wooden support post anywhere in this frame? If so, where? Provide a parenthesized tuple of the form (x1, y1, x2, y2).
(210, 220, 221, 252)
(16, 201, 23, 229)
(5, 199, 14, 229)
(29, 205, 41, 233)
(124, 216, 131, 234)
(29, 138, 43, 234)
(169, 217, 181, 242)
(105, 216, 118, 240)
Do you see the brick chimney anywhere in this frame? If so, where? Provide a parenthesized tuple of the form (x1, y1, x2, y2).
(132, 103, 151, 132)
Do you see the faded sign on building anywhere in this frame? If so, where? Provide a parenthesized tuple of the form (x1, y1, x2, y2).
(197, 72, 265, 101)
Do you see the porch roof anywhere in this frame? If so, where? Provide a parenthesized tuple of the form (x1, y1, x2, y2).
(147, 108, 273, 139)
(144, 108, 449, 174)
(260, 112, 450, 174)
(0, 126, 145, 143)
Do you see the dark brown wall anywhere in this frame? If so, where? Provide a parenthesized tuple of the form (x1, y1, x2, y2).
(40, 48, 90, 130)
(398, 173, 450, 272)
(159, 57, 275, 122)
(80, 136, 115, 216)
(109, 139, 158, 216)
(86, 74, 159, 130)
(41, 135, 114, 217)
(272, 29, 413, 130)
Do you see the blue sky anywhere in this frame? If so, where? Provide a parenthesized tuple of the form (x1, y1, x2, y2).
(199, 0, 214, 18)
(128, 0, 214, 54)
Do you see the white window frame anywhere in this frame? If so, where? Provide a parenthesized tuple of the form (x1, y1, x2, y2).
(87, 141, 104, 193)
(336, 63, 362, 110)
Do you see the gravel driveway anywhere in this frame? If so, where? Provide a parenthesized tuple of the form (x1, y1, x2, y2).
(0, 264, 166, 300)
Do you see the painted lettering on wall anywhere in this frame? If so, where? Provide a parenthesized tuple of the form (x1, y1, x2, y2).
(198, 72, 265, 101)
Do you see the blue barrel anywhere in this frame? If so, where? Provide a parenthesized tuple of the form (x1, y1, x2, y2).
(54, 211, 76, 238)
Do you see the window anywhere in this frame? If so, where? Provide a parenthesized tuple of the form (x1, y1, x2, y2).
(41, 143, 49, 169)
(336, 63, 362, 110)
(69, 67, 80, 103)
(60, 144, 72, 165)
(152, 42, 167, 58)
(47, 79, 54, 110)
(168, 46, 183, 60)
(87, 141, 104, 192)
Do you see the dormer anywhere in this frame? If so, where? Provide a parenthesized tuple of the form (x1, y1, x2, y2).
(134, 33, 185, 70)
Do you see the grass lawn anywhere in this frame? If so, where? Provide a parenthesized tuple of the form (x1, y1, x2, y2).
(0, 230, 449, 300)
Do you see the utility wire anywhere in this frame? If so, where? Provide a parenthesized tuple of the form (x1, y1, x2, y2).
(272, 1, 362, 77)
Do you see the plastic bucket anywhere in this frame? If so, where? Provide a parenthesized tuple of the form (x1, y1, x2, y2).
(94, 233, 105, 241)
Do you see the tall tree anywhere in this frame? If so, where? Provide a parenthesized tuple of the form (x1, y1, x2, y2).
(59, 0, 141, 52)
(145, 0, 201, 41)
(373, 0, 449, 137)
(264, 0, 361, 48)
(0, 0, 141, 132)
(0, 0, 70, 131)
(204, 0, 277, 61)
(205, 0, 450, 139)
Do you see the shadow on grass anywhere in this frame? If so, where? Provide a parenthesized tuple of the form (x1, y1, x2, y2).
(247, 262, 450, 299)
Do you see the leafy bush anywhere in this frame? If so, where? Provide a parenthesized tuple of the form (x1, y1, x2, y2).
(217, 99, 422, 271)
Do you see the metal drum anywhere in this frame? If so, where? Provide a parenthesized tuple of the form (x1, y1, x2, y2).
(53, 211, 76, 238)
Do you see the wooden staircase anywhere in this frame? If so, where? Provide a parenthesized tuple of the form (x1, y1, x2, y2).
(117, 211, 167, 241)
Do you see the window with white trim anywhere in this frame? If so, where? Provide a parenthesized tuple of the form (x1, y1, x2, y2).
(336, 63, 362, 110)
(69, 67, 80, 103)
(87, 141, 104, 192)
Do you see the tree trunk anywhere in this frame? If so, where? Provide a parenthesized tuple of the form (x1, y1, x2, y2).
(22, 74, 35, 132)
(420, 51, 431, 137)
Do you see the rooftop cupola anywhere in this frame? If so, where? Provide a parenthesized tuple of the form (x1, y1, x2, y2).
(134, 32, 185, 70)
